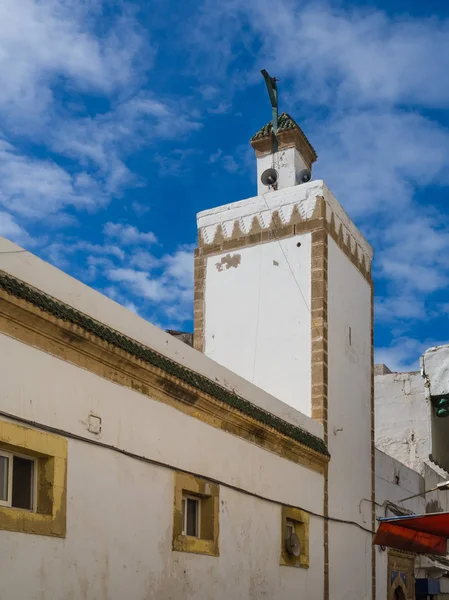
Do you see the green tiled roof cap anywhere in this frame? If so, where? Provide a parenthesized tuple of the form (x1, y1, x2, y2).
(0, 271, 329, 457)
(251, 112, 317, 159)
(251, 112, 299, 141)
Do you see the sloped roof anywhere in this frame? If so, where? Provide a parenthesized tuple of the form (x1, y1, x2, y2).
(251, 112, 317, 156)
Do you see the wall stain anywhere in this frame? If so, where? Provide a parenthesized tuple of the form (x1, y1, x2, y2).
(215, 254, 241, 272)
(426, 498, 442, 513)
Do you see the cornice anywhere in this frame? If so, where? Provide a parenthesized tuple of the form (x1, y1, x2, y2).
(196, 183, 372, 278)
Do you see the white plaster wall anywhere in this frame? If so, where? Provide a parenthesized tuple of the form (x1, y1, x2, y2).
(0, 235, 322, 440)
(375, 450, 424, 600)
(0, 332, 325, 600)
(256, 147, 309, 194)
(419, 342, 449, 478)
(204, 233, 312, 415)
(375, 371, 431, 475)
(327, 236, 373, 600)
(430, 414, 449, 475)
(422, 462, 449, 513)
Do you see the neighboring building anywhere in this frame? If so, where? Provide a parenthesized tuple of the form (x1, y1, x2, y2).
(375, 356, 449, 599)
(422, 345, 449, 475)
(375, 449, 449, 600)
(375, 365, 431, 475)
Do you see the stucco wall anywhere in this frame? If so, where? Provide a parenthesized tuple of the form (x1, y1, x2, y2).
(375, 449, 424, 600)
(375, 371, 431, 475)
(327, 236, 373, 600)
(0, 332, 325, 600)
(204, 233, 312, 416)
(256, 147, 309, 194)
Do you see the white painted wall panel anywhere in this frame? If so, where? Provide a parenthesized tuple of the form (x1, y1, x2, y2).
(375, 371, 431, 475)
(204, 233, 312, 415)
(327, 236, 373, 600)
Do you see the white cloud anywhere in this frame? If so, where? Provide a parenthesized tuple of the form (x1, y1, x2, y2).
(0, 139, 104, 219)
(0, 0, 150, 131)
(209, 146, 249, 174)
(154, 148, 203, 177)
(106, 244, 194, 324)
(315, 111, 449, 219)
(132, 202, 150, 217)
(0, 2, 201, 232)
(0, 211, 33, 245)
(375, 336, 447, 373)
(375, 296, 426, 323)
(192, 1, 449, 108)
(106, 268, 167, 302)
(45, 239, 124, 271)
(104, 222, 157, 245)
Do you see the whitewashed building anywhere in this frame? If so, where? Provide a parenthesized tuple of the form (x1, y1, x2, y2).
(375, 354, 449, 599)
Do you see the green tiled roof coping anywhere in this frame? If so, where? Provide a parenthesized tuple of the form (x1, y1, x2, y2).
(251, 112, 317, 158)
(0, 271, 329, 457)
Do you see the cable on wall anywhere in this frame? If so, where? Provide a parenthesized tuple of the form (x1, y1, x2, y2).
(0, 408, 374, 536)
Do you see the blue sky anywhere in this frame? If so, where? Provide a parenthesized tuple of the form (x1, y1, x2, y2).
(1, 0, 448, 371)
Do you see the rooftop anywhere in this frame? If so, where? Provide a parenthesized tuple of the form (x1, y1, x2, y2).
(250, 111, 317, 160)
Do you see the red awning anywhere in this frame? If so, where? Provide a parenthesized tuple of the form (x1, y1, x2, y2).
(374, 513, 449, 556)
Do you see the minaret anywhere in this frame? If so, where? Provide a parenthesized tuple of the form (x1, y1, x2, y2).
(194, 72, 375, 600)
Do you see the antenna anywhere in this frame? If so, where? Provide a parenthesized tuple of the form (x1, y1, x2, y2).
(261, 69, 279, 153)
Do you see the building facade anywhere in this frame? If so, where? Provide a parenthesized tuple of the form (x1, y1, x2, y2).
(0, 237, 329, 599)
(375, 358, 449, 599)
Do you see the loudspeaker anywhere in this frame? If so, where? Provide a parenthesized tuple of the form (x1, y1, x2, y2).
(297, 169, 311, 184)
(286, 532, 301, 557)
(261, 168, 278, 187)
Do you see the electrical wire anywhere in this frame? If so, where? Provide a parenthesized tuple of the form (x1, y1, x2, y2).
(0, 408, 374, 535)
(260, 191, 311, 313)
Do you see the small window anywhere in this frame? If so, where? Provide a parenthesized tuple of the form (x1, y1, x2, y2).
(173, 473, 219, 556)
(281, 506, 310, 568)
(0, 450, 35, 511)
(0, 419, 67, 538)
(182, 495, 201, 537)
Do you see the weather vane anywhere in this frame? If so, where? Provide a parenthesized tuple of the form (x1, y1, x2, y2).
(261, 69, 279, 153)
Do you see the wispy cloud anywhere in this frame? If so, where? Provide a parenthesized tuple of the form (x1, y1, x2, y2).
(105, 243, 194, 323)
(0, 138, 104, 220)
(375, 336, 448, 373)
(104, 222, 157, 245)
(0, 0, 202, 241)
(0, 0, 150, 132)
(0, 211, 33, 246)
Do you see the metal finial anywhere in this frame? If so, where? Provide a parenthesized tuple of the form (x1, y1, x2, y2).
(261, 69, 279, 153)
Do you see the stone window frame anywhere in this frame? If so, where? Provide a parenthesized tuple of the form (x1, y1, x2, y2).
(280, 506, 310, 568)
(173, 472, 219, 557)
(0, 420, 67, 537)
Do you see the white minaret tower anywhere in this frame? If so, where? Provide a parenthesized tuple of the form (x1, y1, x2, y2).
(194, 74, 375, 600)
